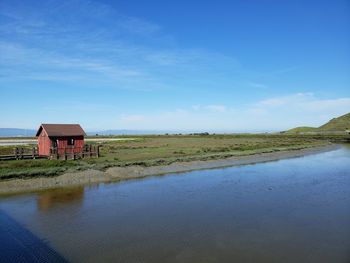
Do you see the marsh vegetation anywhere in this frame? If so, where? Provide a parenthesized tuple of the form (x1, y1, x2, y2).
(1, 133, 345, 180)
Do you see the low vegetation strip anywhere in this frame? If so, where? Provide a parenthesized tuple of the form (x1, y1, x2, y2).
(0, 134, 344, 181)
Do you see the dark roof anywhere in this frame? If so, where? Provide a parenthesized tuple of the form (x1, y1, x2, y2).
(36, 124, 86, 137)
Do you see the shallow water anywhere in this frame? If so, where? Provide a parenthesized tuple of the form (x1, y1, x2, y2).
(1, 145, 350, 262)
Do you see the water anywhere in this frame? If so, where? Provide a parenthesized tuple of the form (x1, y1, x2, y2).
(0, 142, 35, 146)
(1, 145, 350, 262)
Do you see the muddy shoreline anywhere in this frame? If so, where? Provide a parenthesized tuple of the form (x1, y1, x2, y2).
(0, 144, 339, 195)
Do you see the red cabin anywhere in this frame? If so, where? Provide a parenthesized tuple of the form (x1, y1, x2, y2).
(36, 124, 86, 157)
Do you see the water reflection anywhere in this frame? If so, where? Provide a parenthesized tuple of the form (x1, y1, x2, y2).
(1, 145, 350, 263)
(37, 187, 84, 211)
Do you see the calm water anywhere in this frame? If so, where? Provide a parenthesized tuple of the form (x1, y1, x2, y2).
(1, 145, 350, 262)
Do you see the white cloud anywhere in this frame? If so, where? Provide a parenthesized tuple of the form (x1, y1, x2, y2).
(258, 93, 314, 107)
(255, 93, 350, 115)
(250, 93, 350, 129)
(204, 105, 227, 113)
(115, 93, 350, 132)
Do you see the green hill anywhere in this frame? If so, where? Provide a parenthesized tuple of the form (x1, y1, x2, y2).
(286, 112, 350, 133)
(286, 127, 318, 133)
(319, 113, 350, 131)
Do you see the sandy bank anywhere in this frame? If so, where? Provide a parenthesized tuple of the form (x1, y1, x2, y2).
(0, 144, 339, 195)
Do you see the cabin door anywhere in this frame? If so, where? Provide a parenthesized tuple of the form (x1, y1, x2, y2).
(51, 139, 58, 148)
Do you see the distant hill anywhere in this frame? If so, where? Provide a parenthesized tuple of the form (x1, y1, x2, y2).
(286, 112, 350, 133)
(0, 128, 36, 137)
(86, 130, 178, 136)
(0, 128, 167, 137)
(286, 126, 319, 133)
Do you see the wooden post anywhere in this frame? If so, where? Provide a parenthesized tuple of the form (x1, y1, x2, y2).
(14, 148, 18, 160)
(32, 147, 35, 159)
(20, 148, 24, 159)
(89, 145, 92, 157)
(97, 145, 100, 158)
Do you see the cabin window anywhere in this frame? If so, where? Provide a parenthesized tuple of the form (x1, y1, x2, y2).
(67, 138, 75, 146)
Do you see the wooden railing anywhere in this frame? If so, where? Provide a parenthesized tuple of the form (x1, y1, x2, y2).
(0, 145, 100, 161)
(0, 147, 39, 160)
(49, 145, 100, 160)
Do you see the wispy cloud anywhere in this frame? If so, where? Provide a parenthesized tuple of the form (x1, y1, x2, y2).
(258, 66, 300, 78)
(247, 93, 350, 129)
(257, 93, 314, 107)
(115, 93, 350, 131)
(255, 92, 350, 115)
(0, 0, 300, 96)
(247, 82, 268, 89)
(190, 104, 229, 113)
(204, 105, 228, 113)
(0, 0, 243, 92)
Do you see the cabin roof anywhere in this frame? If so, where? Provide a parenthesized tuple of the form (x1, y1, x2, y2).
(36, 124, 86, 137)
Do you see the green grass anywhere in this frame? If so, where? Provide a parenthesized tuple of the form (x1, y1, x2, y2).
(0, 133, 340, 180)
(0, 159, 81, 180)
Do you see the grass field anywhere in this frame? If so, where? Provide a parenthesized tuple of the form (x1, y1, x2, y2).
(0, 133, 347, 180)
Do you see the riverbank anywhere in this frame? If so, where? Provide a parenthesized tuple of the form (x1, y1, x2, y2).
(0, 143, 338, 195)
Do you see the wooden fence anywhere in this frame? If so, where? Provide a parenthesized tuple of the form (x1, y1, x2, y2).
(49, 145, 100, 160)
(0, 145, 100, 161)
(0, 147, 39, 160)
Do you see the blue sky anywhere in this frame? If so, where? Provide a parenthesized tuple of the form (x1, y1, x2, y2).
(0, 0, 349, 131)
